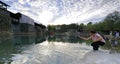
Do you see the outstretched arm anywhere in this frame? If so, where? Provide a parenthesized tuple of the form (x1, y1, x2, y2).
(79, 36, 91, 40)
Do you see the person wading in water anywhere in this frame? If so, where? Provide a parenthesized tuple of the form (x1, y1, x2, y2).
(79, 31, 106, 51)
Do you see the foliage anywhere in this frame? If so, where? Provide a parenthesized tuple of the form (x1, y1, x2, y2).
(85, 11, 120, 34)
(47, 11, 120, 34)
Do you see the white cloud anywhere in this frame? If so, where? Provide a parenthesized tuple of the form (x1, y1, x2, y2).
(7, 0, 120, 25)
(38, 11, 54, 25)
(14, 3, 30, 11)
(3, 0, 12, 1)
(18, 0, 30, 4)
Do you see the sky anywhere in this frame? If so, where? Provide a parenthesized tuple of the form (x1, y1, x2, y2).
(2, 0, 120, 26)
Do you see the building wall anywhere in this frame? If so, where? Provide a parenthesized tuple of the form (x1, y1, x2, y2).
(11, 24, 21, 33)
(11, 14, 35, 35)
(19, 14, 35, 34)
(0, 7, 44, 36)
(20, 14, 34, 25)
(28, 24, 35, 32)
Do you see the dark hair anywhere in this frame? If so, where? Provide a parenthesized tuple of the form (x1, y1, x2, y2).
(90, 31, 96, 34)
(116, 30, 119, 32)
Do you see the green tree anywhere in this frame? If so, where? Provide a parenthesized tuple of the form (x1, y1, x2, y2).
(79, 23, 86, 30)
(86, 22, 93, 30)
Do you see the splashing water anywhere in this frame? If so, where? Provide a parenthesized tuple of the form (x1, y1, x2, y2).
(8, 0, 120, 25)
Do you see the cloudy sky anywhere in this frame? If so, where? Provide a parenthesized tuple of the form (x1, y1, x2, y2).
(2, 0, 120, 25)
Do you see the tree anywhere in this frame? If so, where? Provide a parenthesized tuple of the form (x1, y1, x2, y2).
(104, 11, 120, 30)
(79, 23, 85, 30)
(86, 22, 93, 30)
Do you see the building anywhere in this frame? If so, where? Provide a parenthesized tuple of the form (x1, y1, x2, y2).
(10, 12, 36, 35)
(0, 1, 46, 36)
(0, 1, 10, 10)
(10, 12, 21, 34)
(34, 23, 46, 35)
(20, 14, 35, 34)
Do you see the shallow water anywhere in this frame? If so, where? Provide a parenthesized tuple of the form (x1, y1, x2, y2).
(0, 35, 120, 64)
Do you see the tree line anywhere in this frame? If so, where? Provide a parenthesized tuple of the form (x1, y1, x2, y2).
(47, 11, 120, 34)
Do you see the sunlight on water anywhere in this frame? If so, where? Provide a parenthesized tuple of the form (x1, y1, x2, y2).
(10, 40, 120, 64)
(11, 41, 91, 64)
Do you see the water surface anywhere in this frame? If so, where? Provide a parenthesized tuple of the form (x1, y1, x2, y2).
(0, 35, 120, 64)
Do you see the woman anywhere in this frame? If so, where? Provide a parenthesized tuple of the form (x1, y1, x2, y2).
(79, 31, 105, 51)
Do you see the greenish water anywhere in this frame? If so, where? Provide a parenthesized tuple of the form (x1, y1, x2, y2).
(0, 35, 44, 64)
(0, 35, 119, 64)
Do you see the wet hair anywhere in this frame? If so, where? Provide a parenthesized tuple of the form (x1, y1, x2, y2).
(90, 31, 96, 34)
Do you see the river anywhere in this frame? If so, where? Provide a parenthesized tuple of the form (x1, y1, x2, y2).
(0, 35, 120, 64)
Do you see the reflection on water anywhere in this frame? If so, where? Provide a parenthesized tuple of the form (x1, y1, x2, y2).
(47, 35, 85, 43)
(0, 35, 46, 64)
(0, 38, 13, 64)
(0, 35, 120, 64)
(11, 41, 92, 64)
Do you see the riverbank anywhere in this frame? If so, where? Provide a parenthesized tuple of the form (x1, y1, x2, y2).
(105, 35, 120, 40)
(101, 35, 120, 53)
